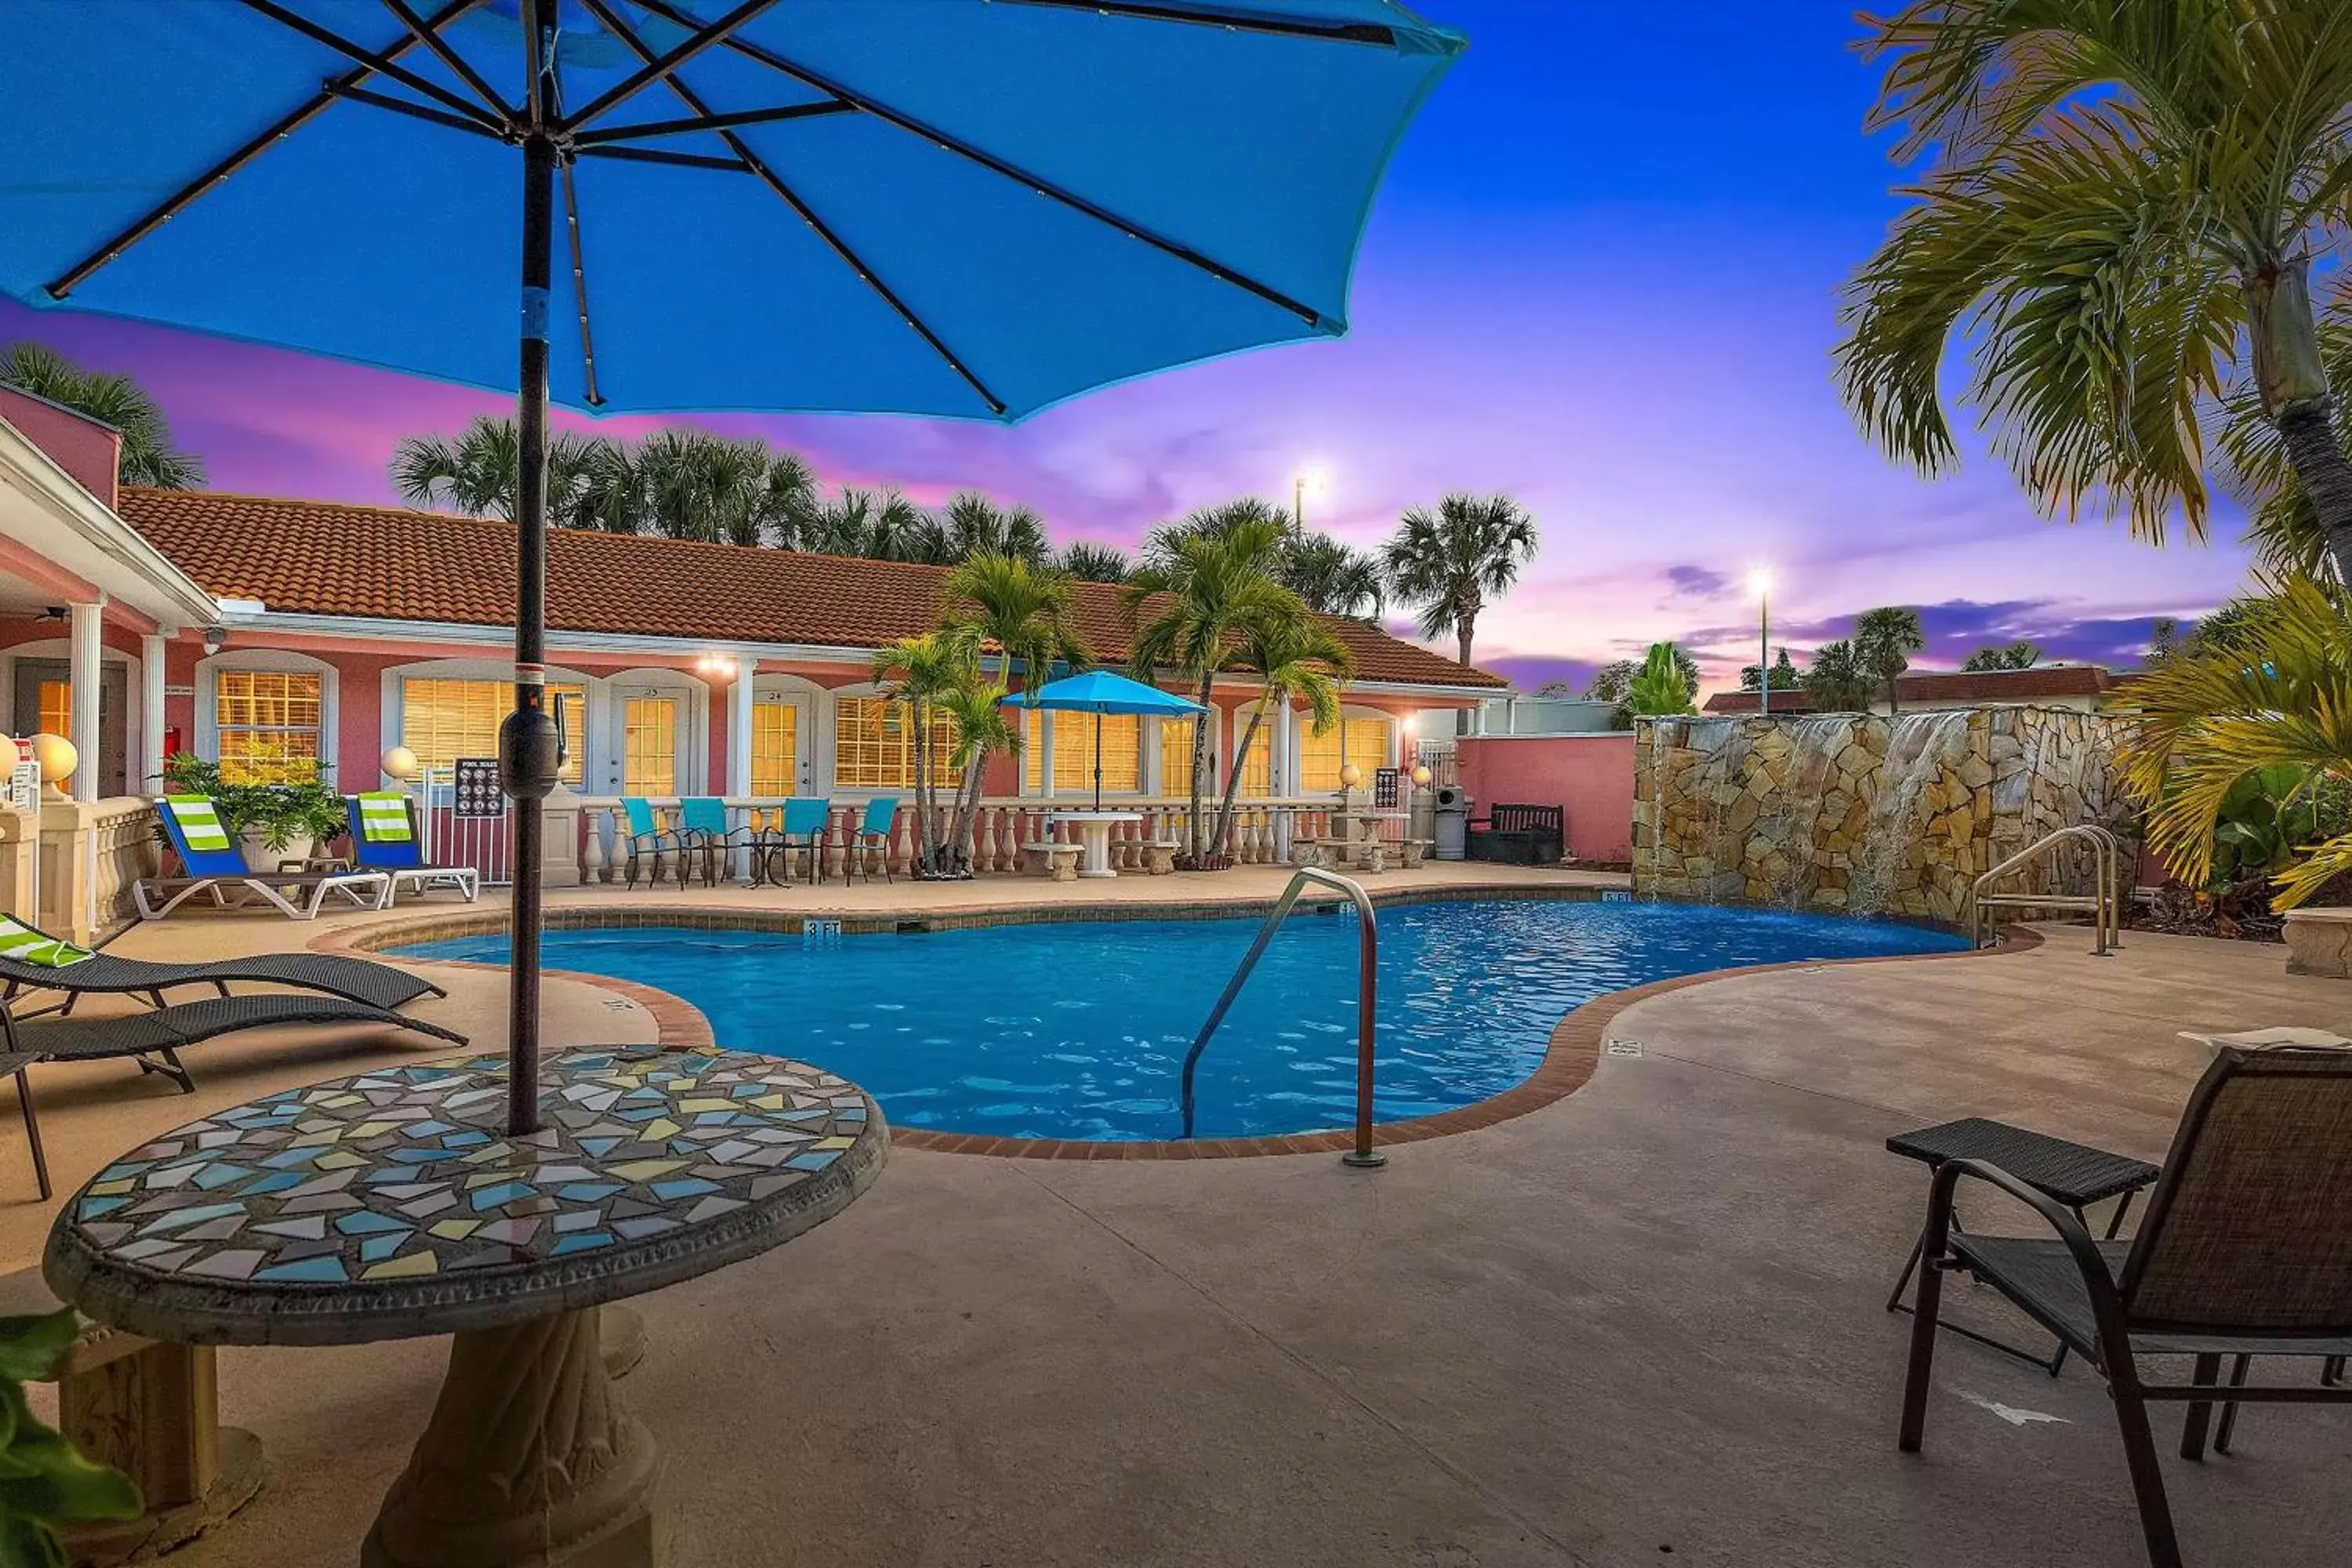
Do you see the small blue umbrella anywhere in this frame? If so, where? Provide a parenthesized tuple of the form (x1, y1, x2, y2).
(1016, 670, 1206, 810)
(0, 0, 1461, 1129)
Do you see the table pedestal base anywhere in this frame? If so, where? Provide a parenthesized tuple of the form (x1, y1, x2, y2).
(364, 1308, 664, 1568)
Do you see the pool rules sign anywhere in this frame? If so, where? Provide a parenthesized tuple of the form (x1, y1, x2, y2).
(452, 758, 504, 818)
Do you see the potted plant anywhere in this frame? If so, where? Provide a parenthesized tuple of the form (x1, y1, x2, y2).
(162, 753, 348, 872)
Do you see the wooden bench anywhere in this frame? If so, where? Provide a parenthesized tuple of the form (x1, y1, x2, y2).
(1024, 842, 1083, 882)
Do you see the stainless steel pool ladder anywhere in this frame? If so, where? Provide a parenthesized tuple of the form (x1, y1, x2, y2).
(1969, 823, 2125, 956)
(1180, 866, 1385, 1169)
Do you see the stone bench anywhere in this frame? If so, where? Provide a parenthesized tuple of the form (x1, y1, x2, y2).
(0, 1266, 264, 1566)
(1143, 840, 1179, 876)
(1024, 842, 1083, 882)
(1400, 839, 1432, 869)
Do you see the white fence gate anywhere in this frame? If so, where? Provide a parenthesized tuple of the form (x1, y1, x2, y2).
(415, 762, 514, 887)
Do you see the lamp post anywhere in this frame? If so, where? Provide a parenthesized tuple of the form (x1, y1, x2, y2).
(1292, 466, 1328, 543)
(1748, 568, 1774, 716)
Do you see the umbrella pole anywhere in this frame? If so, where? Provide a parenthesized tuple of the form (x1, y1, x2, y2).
(497, 119, 561, 1137)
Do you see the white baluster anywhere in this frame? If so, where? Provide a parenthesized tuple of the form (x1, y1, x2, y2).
(580, 807, 606, 885)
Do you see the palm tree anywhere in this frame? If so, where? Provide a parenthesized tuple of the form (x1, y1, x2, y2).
(1, 340, 205, 488)
(1280, 532, 1386, 621)
(1803, 640, 1876, 713)
(630, 429, 779, 544)
(760, 451, 819, 547)
(803, 487, 943, 561)
(865, 630, 974, 878)
(1060, 541, 1130, 583)
(1209, 612, 1350, 858)
(1381, 492, 1539, 691)
(934, 676, 1022, 876)
(2116, 573, 2352, 909)
(1961, 640, 2041, 672)
(940, 551, 1087, 689)
(1838, 4, 2352, 578)
(2223, 275, 2352, 576)
(1125, 511, 1294, 862)
(389, 415, 619, 527)
(939, 492, 1052, 567)
(1141, 496, 1291, 568)
(1852, 606, 1926, 713)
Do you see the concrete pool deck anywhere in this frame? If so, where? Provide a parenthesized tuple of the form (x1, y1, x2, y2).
(5, 870, 2347, 1566)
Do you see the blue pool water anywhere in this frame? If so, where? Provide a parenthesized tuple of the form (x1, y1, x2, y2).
(398, 899, 1966, 1142)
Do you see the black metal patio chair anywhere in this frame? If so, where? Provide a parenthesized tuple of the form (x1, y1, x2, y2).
(1898, 1044, 2352, 1568)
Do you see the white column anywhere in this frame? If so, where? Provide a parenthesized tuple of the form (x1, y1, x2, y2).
(726, 659, 756, 797)
(68, 600, 102, 802)
(140, 631, 168, 794)
(727, 659, 756, 880)
(1040, 712, 1058, 800)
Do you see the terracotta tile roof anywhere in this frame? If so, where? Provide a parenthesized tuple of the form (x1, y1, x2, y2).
(118, 488, 1504, 690)
(1700, 662, 2115, 714)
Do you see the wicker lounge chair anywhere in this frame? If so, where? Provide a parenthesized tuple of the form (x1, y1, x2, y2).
(346, 793, 479, 902)
(136, 797, 390, 920)
(0, 913, 443, 1017)
(1899, 1044, 2352, 1568)
(0, 993, 468, 1200)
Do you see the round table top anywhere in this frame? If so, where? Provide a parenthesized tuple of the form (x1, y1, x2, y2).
(44, 1046, 886, 1347)
(1047, 811, 1143, 822)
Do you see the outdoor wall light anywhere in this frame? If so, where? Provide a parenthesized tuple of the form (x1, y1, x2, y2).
(202, 626, 227, 654)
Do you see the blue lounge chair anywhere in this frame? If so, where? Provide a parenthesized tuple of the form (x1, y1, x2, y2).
(848, 797, 899, 884)
(618, 797, 682, 888)
(136, 797, 390, 921)
(345, 793, 479, 903)
(776, 797, 832, 885)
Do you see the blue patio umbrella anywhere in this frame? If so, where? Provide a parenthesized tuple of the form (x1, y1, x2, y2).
(1016, 670, 1206, 811)
(0, 0, 1463, 1132)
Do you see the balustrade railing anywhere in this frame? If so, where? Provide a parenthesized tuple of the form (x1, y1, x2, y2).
(561, 796, 1367, 884)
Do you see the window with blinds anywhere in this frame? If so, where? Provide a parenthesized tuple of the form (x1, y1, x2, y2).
(399, 677, 583, 784)
(751, 702, 797, 796)
(1023, 710, 1140, 794)
(1297, 716, 1394, 793)
(215, 670, 323, 784)
(834, 696, 960, 789)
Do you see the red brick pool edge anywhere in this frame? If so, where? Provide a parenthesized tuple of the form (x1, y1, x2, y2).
(318, 900, 2042, 1161)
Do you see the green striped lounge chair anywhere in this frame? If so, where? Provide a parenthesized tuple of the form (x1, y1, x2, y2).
(136, 796, 390, 921)
(0, 911, 444, 1017)
(346, 793, 479, 902)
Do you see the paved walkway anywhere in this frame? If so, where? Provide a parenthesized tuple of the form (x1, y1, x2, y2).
(9, 885, 2347, 1566)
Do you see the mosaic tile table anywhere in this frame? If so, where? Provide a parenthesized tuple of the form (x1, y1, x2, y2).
(44, 1046, 887, 1568)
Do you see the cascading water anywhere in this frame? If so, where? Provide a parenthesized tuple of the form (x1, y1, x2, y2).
(1846, 711, 1972, 916)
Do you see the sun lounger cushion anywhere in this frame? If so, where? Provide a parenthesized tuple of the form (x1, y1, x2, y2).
(163, 795, 233, 852)
(0, 916, 89, 969)
(356, 792, 413, 843)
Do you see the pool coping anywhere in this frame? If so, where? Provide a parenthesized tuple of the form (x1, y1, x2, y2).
(317, 892, 2042, 1160)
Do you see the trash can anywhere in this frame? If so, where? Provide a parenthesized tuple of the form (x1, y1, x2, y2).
(1433, 784, 1472, 861)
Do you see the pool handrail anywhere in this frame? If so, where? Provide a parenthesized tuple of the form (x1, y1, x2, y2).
(1180, 866, 1384, 1169)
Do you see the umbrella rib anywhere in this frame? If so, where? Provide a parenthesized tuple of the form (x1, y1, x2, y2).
(558, 158, 606, 407)
(996, 0, 1397, 46)
(377, 0, 514, 117)
(578, 0, 1007, 417)
(630, 0, 1326, 329)
(238, 0, 512, 136)
(328, 81, 508, 140)
(556, 0, 782, 133)
(42, 0, 483, 299)
(572, 143, 753, 172)
(570, 100, 856, 147)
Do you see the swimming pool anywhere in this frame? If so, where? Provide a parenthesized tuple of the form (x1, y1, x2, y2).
(397, 898, 1967, 1142)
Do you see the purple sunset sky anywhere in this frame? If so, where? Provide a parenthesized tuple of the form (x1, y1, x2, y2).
(0, 2, 2252, 697)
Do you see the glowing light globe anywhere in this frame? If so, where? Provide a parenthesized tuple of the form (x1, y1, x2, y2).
(1411, 764, 1432, 788)
(1339, 762, 1363, 788)
(29, 733, 77, 797)
(380, 746, 420, 782)
(0, 735, 20, 778)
